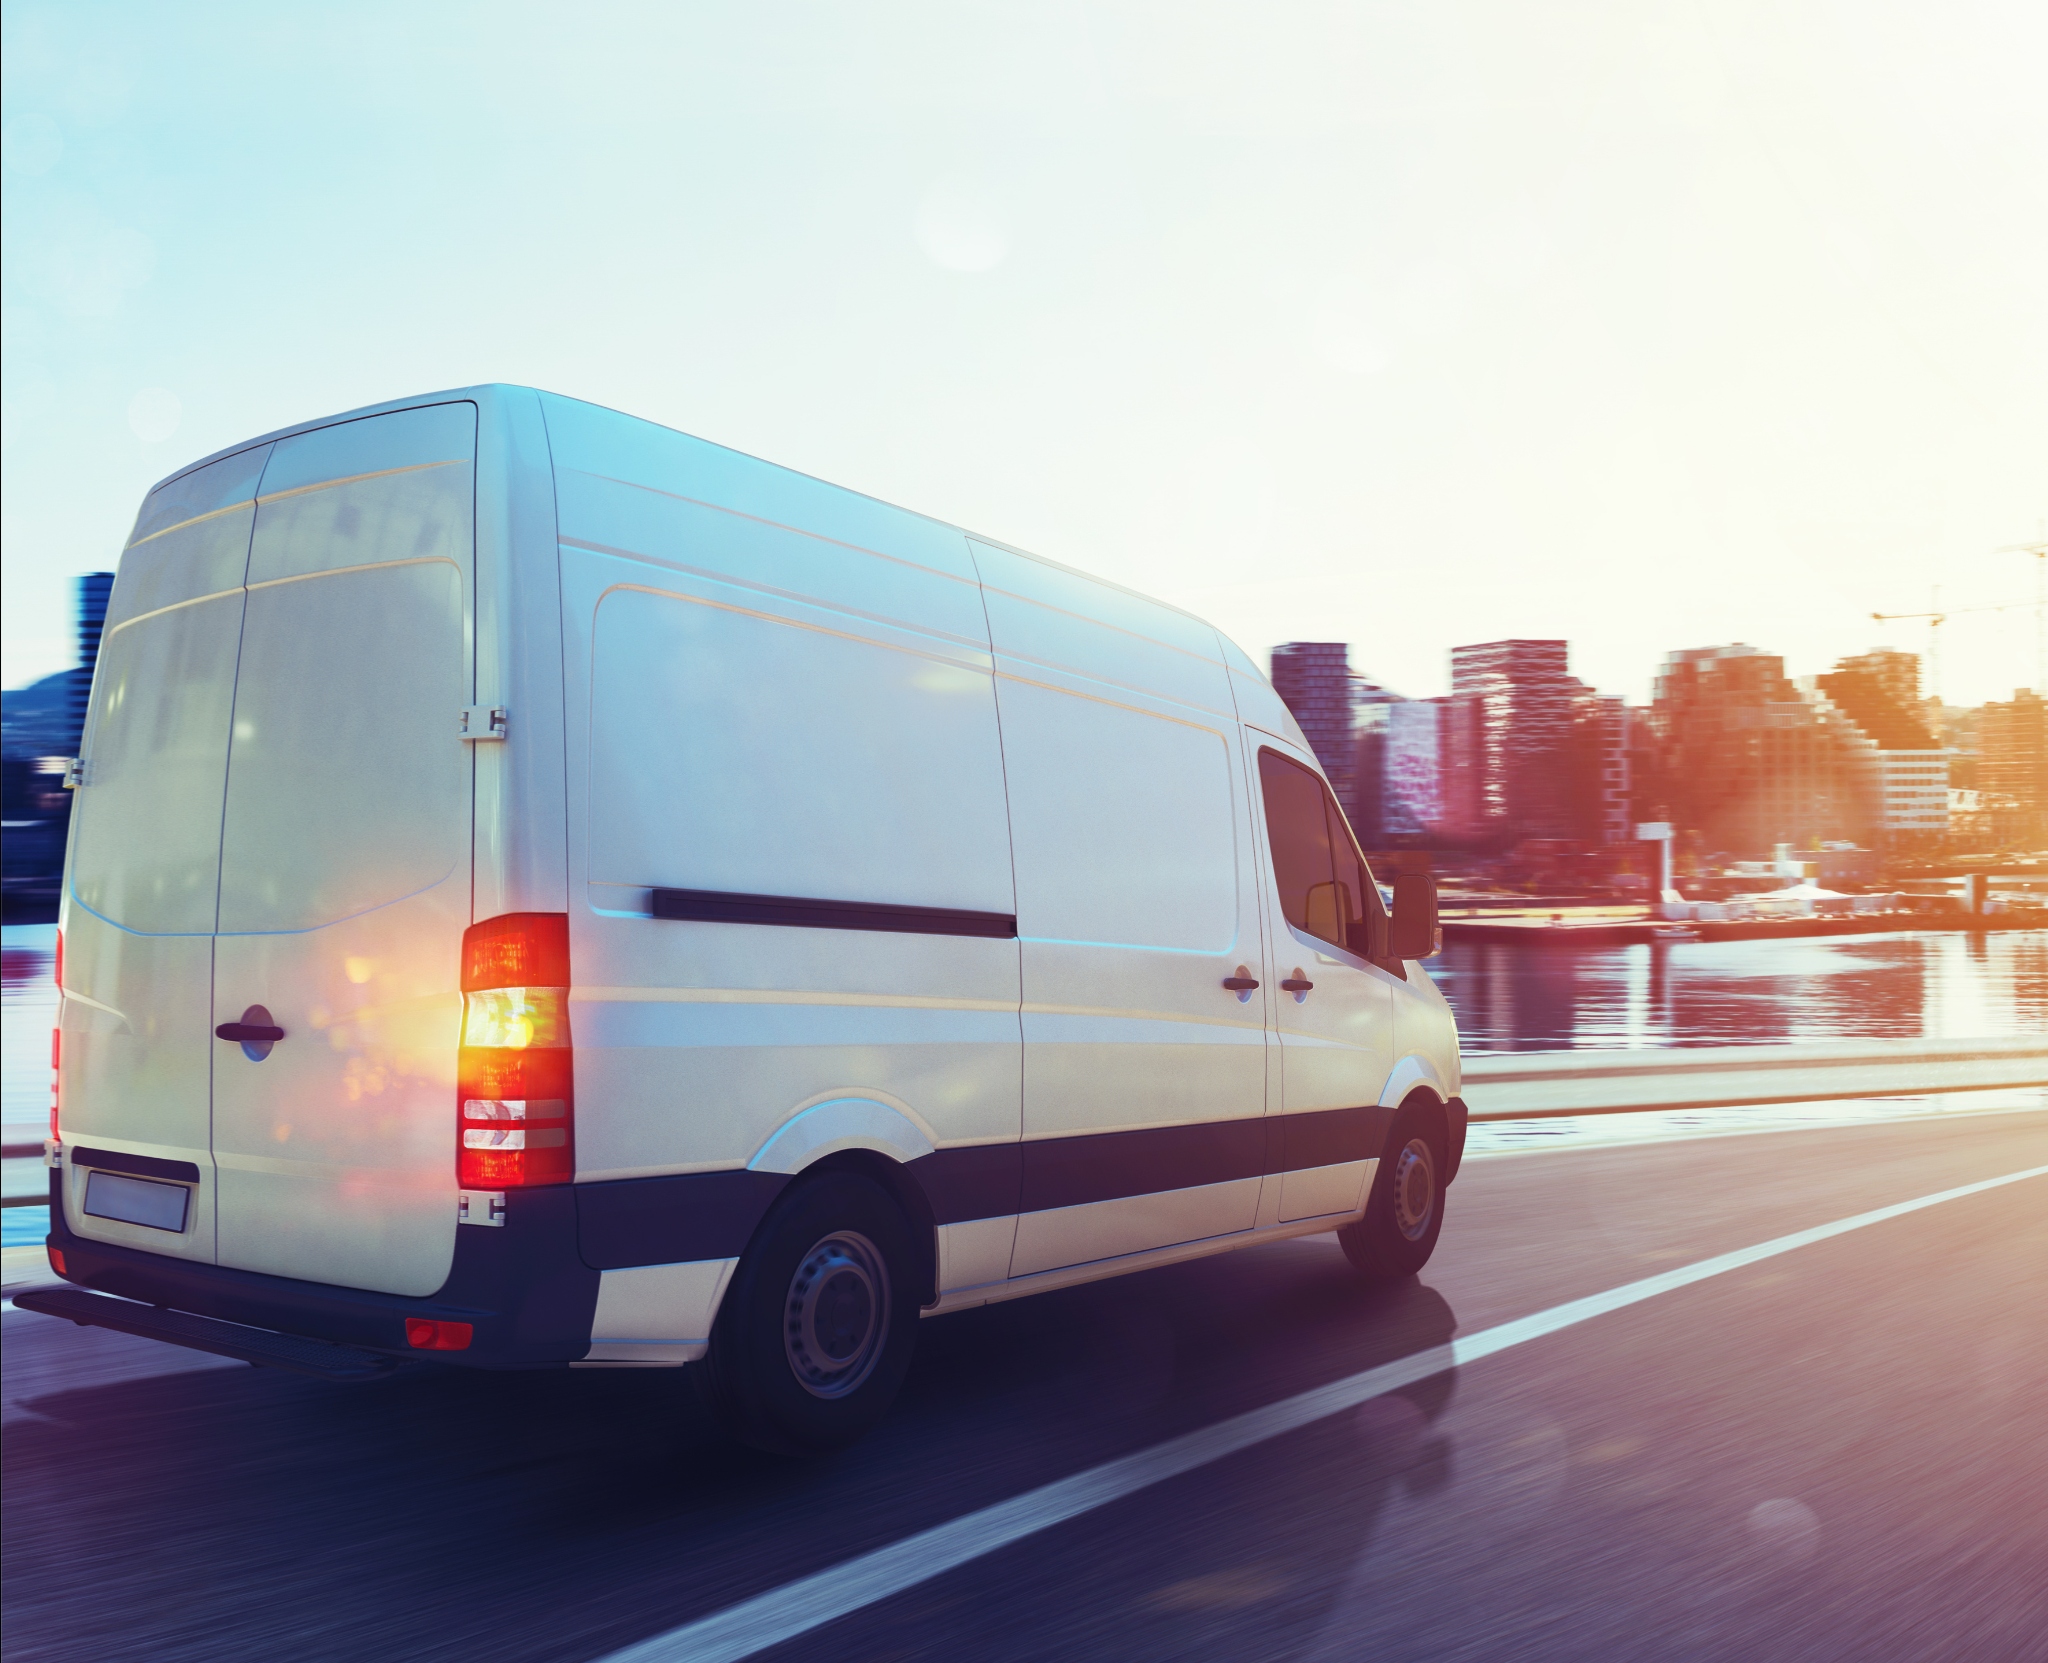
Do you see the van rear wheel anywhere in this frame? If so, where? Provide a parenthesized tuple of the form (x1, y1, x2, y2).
(698, 1171, 920, 1455)
(1339, 1105, 1446, 1280)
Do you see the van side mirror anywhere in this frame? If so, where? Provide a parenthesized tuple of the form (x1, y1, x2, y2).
(1388, 873, 1440, 960)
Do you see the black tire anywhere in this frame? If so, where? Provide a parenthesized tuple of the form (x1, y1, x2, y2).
(697, 1171, 921, 1455)
(1339, 1102, 1447, 1280)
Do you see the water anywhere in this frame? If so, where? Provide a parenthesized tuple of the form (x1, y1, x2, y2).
(1433, 930, 2047, 1053)
(3, 924, 58, 1248)
(5, 923, 2044, 1245)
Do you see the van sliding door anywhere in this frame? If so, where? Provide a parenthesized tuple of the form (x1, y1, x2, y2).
(971, 541, 1271, 1279)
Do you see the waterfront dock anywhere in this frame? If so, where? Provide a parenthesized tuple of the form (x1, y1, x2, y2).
(1441, 905, 2045, 946)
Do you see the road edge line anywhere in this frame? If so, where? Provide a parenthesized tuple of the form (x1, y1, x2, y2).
(598, 1162, 2048, 1663)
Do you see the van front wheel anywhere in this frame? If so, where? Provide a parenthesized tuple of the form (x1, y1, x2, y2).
(1339, 1106, 1446, 1280)
(698, 1172, 921, 1455)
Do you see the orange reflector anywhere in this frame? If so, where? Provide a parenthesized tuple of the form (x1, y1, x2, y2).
(405, 1318, 473, 1351)
(48, 1246, 66, 1276)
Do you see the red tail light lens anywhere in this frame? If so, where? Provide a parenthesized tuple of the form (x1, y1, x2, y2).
(405, 1318, 473, 1351)
(458, 914, 573, 1189)
(462, 912, 569, 993)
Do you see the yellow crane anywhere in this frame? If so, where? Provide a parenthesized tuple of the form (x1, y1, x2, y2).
(1870, 598, 2018, 704)
(1993, 534, 2047, 693)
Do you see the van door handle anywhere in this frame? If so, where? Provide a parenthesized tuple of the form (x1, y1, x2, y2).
(1221, 976, 1260, 991)
(215, 1021, 286, 1043)
(218, 1005, 284, 1062)
(216, 1004, 285, 1046)
(1280, 977, 1314, 993)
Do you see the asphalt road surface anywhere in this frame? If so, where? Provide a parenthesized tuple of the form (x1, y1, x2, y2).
(6, 1110, 2045, 1663)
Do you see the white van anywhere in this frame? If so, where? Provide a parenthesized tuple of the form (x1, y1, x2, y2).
(29, 386, 1466, 1453)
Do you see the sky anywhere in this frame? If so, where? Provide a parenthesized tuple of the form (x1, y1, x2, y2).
(3, 0, 2044, 708)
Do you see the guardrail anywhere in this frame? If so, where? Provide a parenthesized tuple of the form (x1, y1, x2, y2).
(1461, 1036, 2048, 1121)
(3, 1041, 2043, 1210)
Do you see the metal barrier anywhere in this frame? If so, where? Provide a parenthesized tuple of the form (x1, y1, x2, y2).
(1462, 1036, 2048, 1121)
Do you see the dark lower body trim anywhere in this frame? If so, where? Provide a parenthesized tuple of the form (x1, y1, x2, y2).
(574, 1103, 1402, 1269)
(45, 1185, 599, 1370)
(70, 1145, 202, 1184)
(1444, 1095, 1469, 1183)
(41, 1099, 1447, 1364)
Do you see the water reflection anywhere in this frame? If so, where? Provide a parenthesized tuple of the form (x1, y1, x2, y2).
(11, 920, 2045, 1089)
(1429, 930, 2048, 1053)
(3, 925, 58, 1132)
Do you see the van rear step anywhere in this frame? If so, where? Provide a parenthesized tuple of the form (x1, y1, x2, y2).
(13, 1288, 401, 1382)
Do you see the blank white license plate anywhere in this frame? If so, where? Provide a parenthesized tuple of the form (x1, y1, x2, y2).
(83, 1170, 191, 1233)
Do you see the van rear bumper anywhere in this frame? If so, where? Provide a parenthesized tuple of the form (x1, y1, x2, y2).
(44, 1184, 601, 1370)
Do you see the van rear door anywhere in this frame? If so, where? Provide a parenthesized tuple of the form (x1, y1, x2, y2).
(59, 446, 271, 1264)
(208, 403, 476, 1297)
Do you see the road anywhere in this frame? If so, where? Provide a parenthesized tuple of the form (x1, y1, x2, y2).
(5, 1109, 2045, 1662)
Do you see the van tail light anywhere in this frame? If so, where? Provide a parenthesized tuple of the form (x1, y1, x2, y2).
(406, 1318, 473, 1351)
(458, 913, 573, 1188)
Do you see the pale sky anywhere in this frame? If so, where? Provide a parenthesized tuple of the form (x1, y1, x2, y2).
(4, 1, 2044, 708)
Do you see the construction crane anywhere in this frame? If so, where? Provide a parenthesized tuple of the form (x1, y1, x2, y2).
(1869, 597, 2018, 704)
(1992, 534, 2047, 693)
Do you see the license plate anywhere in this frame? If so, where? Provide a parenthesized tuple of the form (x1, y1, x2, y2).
(83, 1170, 191, 1233)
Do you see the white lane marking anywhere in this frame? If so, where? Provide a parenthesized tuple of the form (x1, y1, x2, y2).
(601, 1162, 2048, 1663)
(1465, 1092, 2048, 1160)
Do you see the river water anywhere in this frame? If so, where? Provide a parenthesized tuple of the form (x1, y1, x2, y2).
(5, 923, 2044, 1245)
(1435, 929, 2048, 1053)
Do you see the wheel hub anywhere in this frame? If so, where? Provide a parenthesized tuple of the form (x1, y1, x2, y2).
(784, 1230, 889, 1398)
(1391, 1137, 1436, 1242)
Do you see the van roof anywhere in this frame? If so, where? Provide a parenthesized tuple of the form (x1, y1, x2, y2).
(144, 383, 1269, 685)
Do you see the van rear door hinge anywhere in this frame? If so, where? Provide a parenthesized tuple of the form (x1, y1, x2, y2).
(460, 705, 508, 743)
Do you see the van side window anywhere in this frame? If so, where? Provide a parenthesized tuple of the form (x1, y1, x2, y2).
(1257, 748, 1375, 958)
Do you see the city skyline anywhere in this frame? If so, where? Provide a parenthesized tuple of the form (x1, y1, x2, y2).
(1262, 631, 2040, 861)
(4, 2, 2045, 706)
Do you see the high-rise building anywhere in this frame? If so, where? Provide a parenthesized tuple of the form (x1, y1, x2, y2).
(1568, 690, 1632, 844)
(1270, 642, 1357, 811)
(1978, 688, 2047, 839)
(1812, 657, 1947, 848)
(1448, 639, 1576, 841)
(1380, 700, 1444, 837)
(4, 571, 113, 908)
(68, 571, 114, 755)
(1344, 671, 1406, 841)
(1651, 644, 1853, 856)
(1437, 691, 1484, 840)
(1832, 647, 1922, 712)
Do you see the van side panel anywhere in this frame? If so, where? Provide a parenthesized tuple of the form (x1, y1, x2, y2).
(543, 398, 1023, 1329)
